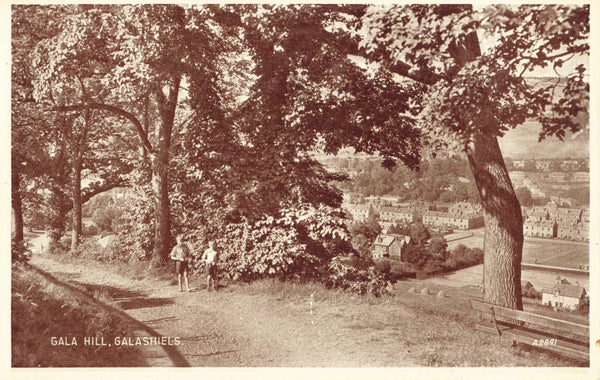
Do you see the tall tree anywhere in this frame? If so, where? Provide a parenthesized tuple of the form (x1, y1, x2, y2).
(13, 5, 132, 250)
(28, 5, 241, 262)
(353, 4, 589, 308)
(12, 5, 70, 244)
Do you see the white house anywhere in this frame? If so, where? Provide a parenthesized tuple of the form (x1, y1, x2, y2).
(541, 283, 586, 311)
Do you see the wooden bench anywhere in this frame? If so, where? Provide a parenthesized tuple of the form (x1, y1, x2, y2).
(470, 299, 589, 362)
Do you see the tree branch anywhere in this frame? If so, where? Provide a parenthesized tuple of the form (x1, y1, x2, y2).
(521, 45, 589, 63)
(53, 102, 154, 154)
(81, 178, 129, 204)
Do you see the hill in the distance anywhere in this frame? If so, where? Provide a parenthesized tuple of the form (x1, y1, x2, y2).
(499, 77, 590, 160)
(498, 121, 589, 160)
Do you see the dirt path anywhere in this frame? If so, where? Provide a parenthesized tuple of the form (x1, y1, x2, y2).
(29, 254, 416, 367)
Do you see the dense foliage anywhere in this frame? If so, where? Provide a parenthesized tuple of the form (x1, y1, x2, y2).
(13, 5, 588, 301)
(326, 156, 479, 202)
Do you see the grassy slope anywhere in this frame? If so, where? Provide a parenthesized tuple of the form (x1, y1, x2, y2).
(11, 262, 146, 367)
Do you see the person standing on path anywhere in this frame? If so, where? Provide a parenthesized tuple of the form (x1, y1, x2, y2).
(202, 240, 219, 291)
(170, 234, 191, 292)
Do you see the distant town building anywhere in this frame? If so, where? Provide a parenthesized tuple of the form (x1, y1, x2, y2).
(521, 281, 535, 291)
(422, 211, 484, 230)
(523, 220, 556, 238)
(581, 208, 590, 223)
(572, 172, 589, 182)
(449, 201, 481, 215)
(551, 207, 581, 224)
(380, 207, 417, 224)
(548, 172, 565, 182)
(522, 203, 588, 242)
(535, 160, 551, 171)
(556, 222, 588, 242)
(560, 159, 579, 171)
(372, 234, 410, 260)
(343, 203, 373, 222)
(523, 178, 545, 198)
(408, 200, 434, 216)
(526, 209, 548, 223)
(509, 171, 526, 188)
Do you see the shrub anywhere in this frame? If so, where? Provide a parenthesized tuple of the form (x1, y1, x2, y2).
(208, 218, 335, 282)
(75, 238, 129, 263)
(392, 262, 416, 280)
(440, 245, 484, 272)
(184, 206, 351, 282)
(52, 235, 71, 253)
(422, 259, 445, 274)
(523, 287, 542, 300)
(326, 257, 391, 297)
(91, 204, 123, 234)
(116, 186, 155, 261)
(12, 239, 32, 263)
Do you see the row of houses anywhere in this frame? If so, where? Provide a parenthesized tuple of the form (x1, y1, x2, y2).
(512, 158, 589, 172)
(547, 171, 589, 183)
(509, 171, 589, 199)
(380, 207, 417, 224)
(379, 201, 484, 230)
(509, 172, 546, 198)
(521, 202, 589, 241)
(524, 203, 589, 222)
(522, 219, 589, 241)
(342, 203, 374, 222)
(422, 211, 484, 230)
(346, 202, 486, 230)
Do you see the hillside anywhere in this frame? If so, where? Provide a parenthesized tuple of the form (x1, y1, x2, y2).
(499, 121, 589, 160)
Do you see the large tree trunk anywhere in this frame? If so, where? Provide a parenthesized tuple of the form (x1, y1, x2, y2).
(446, 25, 523, 309)
(466, 133, 523, 310)
(11, 169, 24, 243)
(71, 156, 82, 251)
(151, 152, 171, 264)
(151, 76, 180, 263)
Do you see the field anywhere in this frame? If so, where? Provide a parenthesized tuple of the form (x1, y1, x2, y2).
(447, 231, 588, 270)
(522, 240, 589, 268)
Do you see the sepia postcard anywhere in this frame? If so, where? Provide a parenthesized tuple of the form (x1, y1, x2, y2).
(4, 2, 599, 379)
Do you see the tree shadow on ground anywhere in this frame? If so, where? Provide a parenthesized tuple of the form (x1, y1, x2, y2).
(427, 271, 458, 279)
(48, 271, 81, 281)
(66, 280, 175, 310)
(196, 283, 229, 291)
(142, 316, 179, 325)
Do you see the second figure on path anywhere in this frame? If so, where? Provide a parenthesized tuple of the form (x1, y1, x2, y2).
(202, 240, 219, 291)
